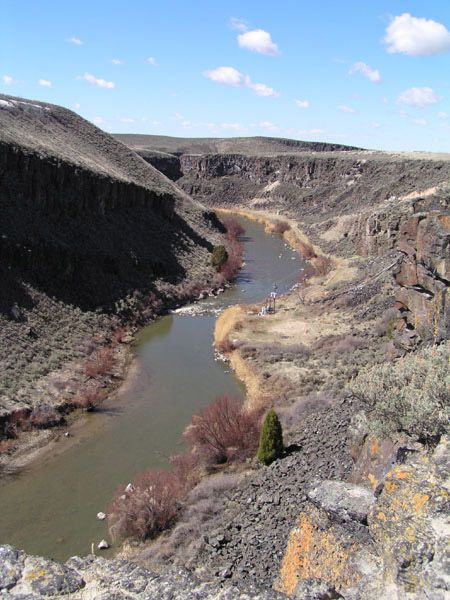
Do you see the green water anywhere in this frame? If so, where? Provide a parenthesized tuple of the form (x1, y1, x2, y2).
(0, 216, 305, 560)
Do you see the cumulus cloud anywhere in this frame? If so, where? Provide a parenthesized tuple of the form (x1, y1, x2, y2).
(295, 99, 310, 109)
(92, 116, 105, 125)
(38, 79, 52, 87)
(204, 67, 278, 97)
(146, 56, 158, 66)
(258, 120, 278, 131)
(338, 105, 356, 113)
(238, 29, 280, 55)
(384, 13, 450, 56)
(438, 111, 448, 119)
(120, 117, 136, 123)
(74, 103, 81, 109)
(412, 118, 427, 125)
(371, 122, 381, 128)
(245, 76, 279, 97)
(230, 17, 248, 32)
(349, 61, 381, 82)
(81, 73, 115, 89)
(67, 36, 83, 45)
(204, 66, 243, 86)
(111, 59, 122, 65)
(298, 128, 324, 135)
(221, 122, 241, 130)
(397, 87, 439, 107)
(2, 75, 13, 85)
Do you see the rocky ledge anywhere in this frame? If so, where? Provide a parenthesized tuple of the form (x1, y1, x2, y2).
(0, 546, 285, 599)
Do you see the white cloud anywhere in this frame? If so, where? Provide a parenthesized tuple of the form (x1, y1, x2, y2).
(370, 122, 381, 128)
(67, 36, 83, 45)
(384, 13, 450, 56)
(110, 59, 122, 65)
(2, 75, 13, 85)
(438, 111, 448, 119)
(181, 120, 191, 127)
(74, 103, 81, 109)
(295, 99, 310, 109)
(412, 118, 427, 125)
(397, 86, 439, 107)
(146, 56, 158, 66)
(120, 117, 136, 123)
(230, 17, 248, 32)
(349, 61, 381, 83)
(298, 128, 324, 135)
(38, 79, 52, 87)
(221, 122, 241, 130)
(92, 116, 105, 125)
(258, 120, 278, 131)
(238, 29, 280, 55)
(338, 105, 356, 113)
(204, 67, 278, 97)
(81, 72, 115, 89)
(245, 77, 279, 97)
(204, 66, 243, 86)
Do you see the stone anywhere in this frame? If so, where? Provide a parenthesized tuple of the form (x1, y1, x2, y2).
(97, 512, 107, 520)
(307, 480, 375, 523)
(97, 539, 109, 550)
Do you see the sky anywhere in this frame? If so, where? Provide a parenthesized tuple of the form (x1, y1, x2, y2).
(1, 0, 450, 152)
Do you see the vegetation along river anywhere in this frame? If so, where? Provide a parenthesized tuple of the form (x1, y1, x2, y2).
(0, 216, 306, 561)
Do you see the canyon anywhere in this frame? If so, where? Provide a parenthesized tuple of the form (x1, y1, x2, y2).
(0, 97, 448, 599)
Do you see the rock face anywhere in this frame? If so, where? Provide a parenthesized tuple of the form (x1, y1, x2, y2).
(277, 437, 450, 600)
(0, 545, 284, 599)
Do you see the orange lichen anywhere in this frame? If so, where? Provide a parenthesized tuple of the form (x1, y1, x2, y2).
(412, 493, 429, 513)
(394, 470, 410, 480)
(377, 511, 387, 521)
(384, 481, 398, 493)
(367, 473, 378, 490)
(277, 511, 359, 595)
(370, 438, 380, 457)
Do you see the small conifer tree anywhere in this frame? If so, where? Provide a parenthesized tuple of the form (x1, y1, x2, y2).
(211, 245, 228, 271)
(257, 409, 284, 465)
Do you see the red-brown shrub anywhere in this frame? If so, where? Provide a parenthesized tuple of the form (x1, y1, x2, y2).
(73, 383, 105, 411)
(216, 335, 236, 353)
(84, 346, 114, 377)
(313, 255, 333, 276)
(108, 469, 185, 541)
(29, 404, 62, 428)
(272, 221, 290, 234)
(184, 395, 262, 464)
(223, 217, 245, 239)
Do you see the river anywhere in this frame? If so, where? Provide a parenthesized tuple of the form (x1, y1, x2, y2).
(0, 216, 305, 561)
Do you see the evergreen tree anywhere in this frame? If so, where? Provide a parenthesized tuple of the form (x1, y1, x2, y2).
(257, 409, 284, 465)
(211, 245, 228, 270)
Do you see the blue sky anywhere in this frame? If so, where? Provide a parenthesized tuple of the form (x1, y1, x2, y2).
(1, 0, 450, 151)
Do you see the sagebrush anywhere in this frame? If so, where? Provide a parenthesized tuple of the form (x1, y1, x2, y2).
(348, 342, 449, 443)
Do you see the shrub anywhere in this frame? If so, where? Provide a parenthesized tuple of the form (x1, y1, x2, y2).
(216, 335, 236, 353)
(348, 342, 450, 443)
(223, 217, 245, 238)
(29, 404, 62, 428)
(84, 345, 114, 377)
(257, 409, 284, 465)
(108, 469, 184, 541)
(211, 245, 228, 271)
(73, 383, 105, 411)
(272, 220, 290, 234)
(184, 395, 261, 464)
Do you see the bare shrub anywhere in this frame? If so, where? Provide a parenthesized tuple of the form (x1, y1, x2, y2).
(348, 342, 450, 443)
(271, 220, 290, 234)
(334, 335, 365, 353)
(278, 393, 333, 432)
(313, 255, 333, 276)
(216, 335, 236, 353)
(184, 395, 261, 464)
(73, 383, 105, 411)
(84, 345, 114, 377)
(223, 217, 245, 239)
(29, 404, 62, 429)
(108, 469, 185, 542)
(375, 307, 400, 338)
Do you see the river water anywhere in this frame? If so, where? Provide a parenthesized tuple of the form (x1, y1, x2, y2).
(0, 216, 305, 561)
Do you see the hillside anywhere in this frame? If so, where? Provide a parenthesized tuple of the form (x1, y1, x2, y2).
(0, 94, 221, 432)
(113, 133, 362, 156)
